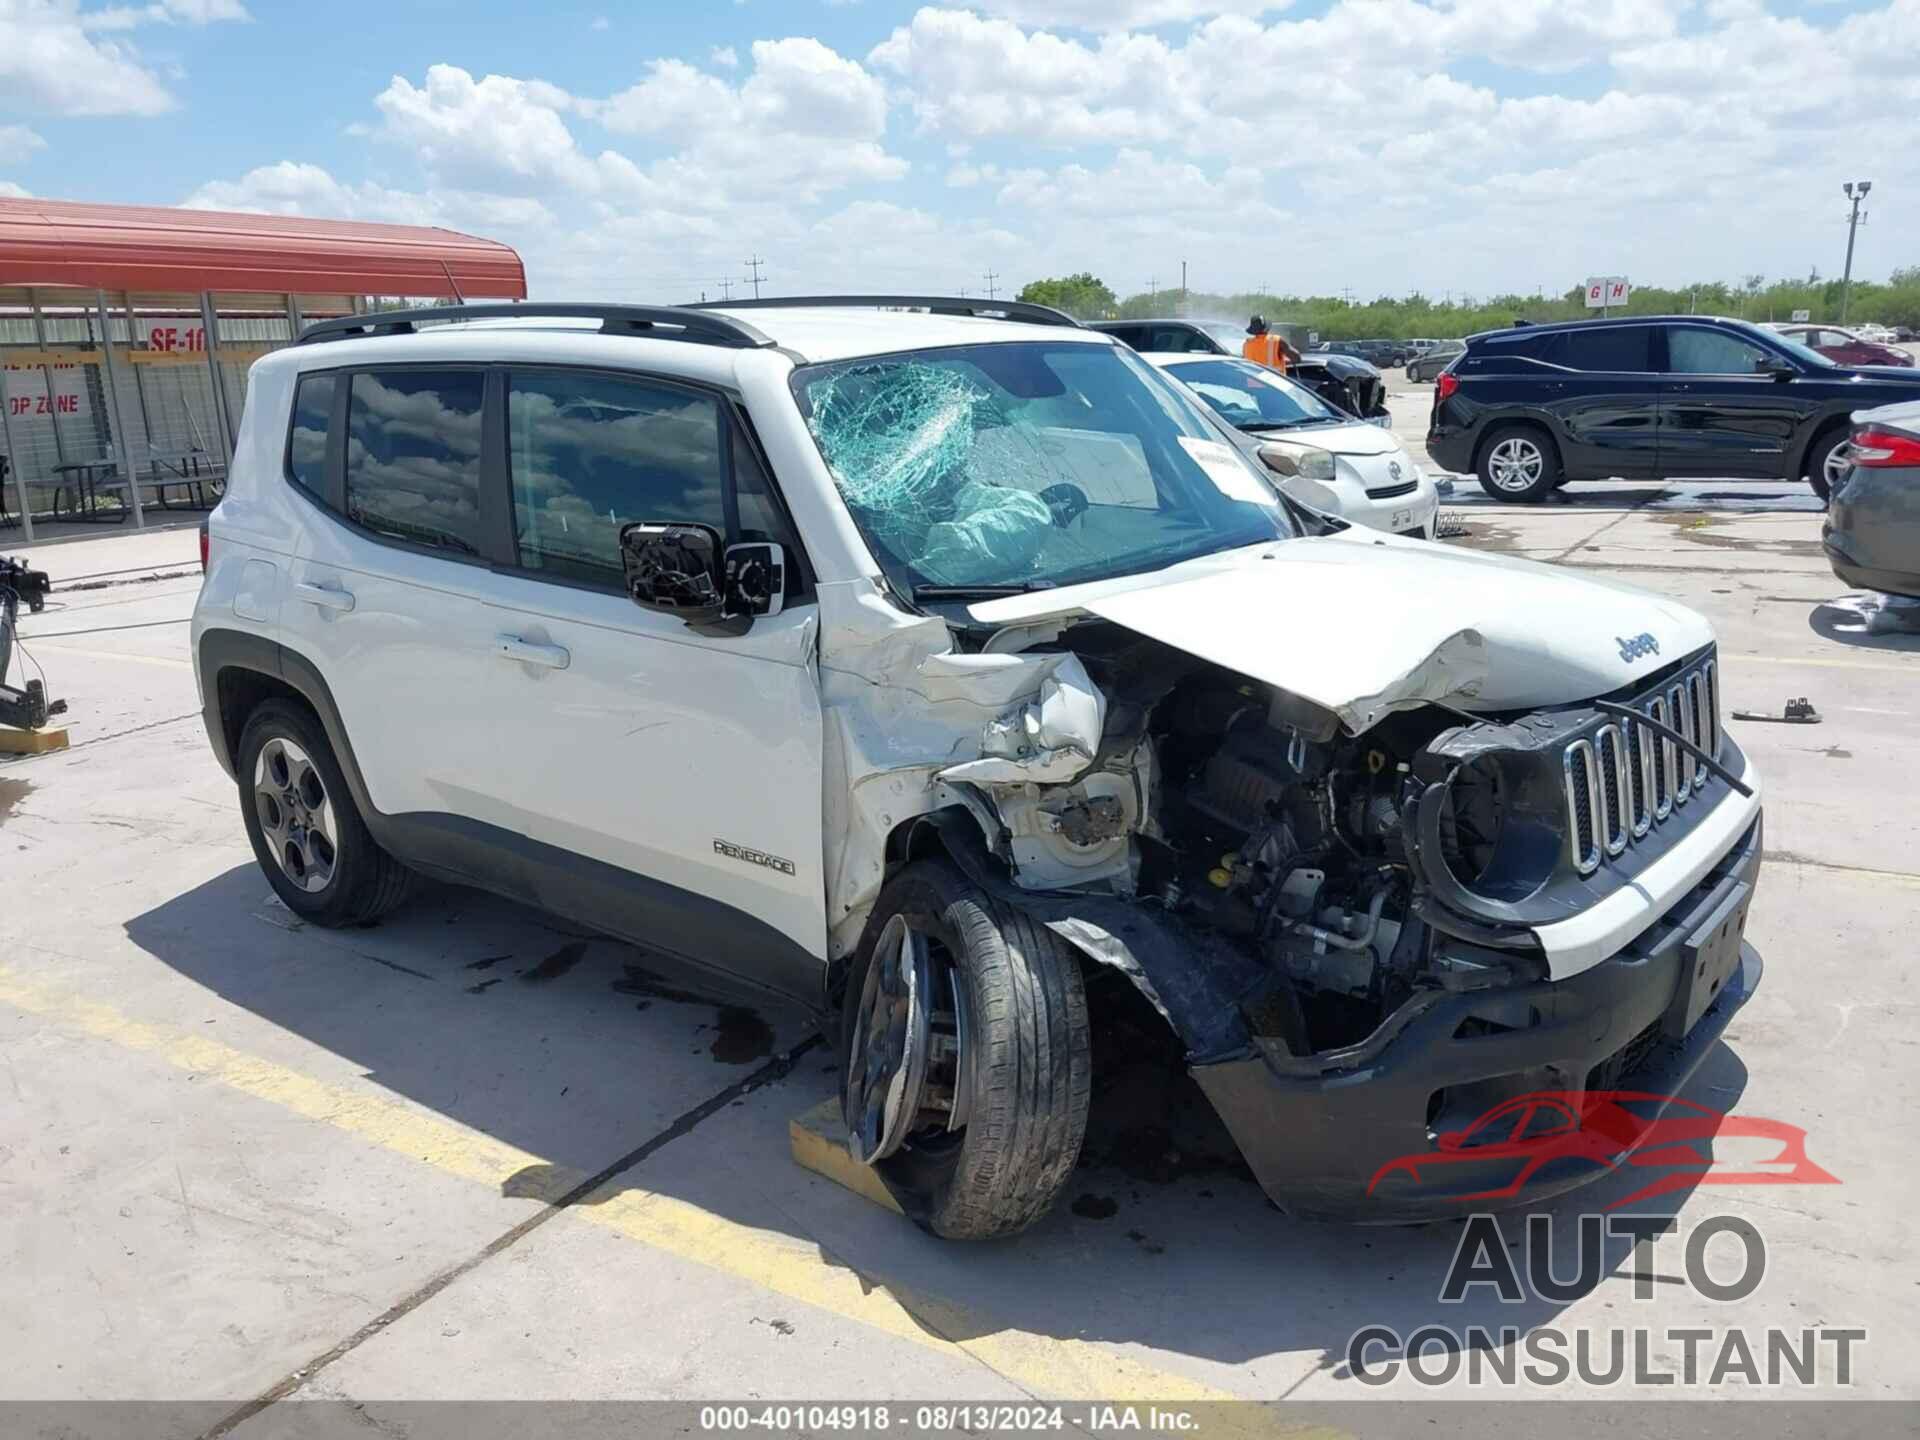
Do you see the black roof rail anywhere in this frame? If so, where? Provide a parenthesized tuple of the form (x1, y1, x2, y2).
(688, 294, 1083, 330)
(295, 303, 775, 349)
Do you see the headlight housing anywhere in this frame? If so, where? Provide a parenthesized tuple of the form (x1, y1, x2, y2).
(1257, 442, 1337, 482)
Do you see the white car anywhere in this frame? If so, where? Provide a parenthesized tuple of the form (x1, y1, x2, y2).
(193, 298, 1763, 1237)
(1857, 323, 1896, 345)
(1144, 351, 1440, 538)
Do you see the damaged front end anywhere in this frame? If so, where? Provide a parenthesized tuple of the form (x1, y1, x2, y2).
(829, 604, 1764, 1220)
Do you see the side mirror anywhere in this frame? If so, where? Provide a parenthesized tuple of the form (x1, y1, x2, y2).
(620, 521, 725, 622)
(619, 523, 788, 625)
(723, 541, 786, 618)
(1368, 413, 1394, 429)
(1758, 357, 1797, 381)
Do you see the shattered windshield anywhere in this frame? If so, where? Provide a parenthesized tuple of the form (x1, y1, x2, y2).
(791, 341, 1294, 597)
(1165, 358, 1345, 431)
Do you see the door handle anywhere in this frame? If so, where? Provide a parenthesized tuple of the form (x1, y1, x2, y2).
(293, 581, 355, 612)
(495, 634, 570, 670)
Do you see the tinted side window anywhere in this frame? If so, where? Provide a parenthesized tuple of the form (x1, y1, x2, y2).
(345, 370, 485, 554)
(1556, 326, 1653, 372)
(507, 370, 725, 590)
(1668, 328, 1771, 375)
(287, 372, 335, 495)
(1148, 327, 1208, 353)
(1101, 326, 1145, 350)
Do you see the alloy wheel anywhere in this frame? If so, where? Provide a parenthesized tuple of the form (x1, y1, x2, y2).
(253, 735, 337, 893)
(1486, 437, 1545, 493)
(1823, 441, 1853, 494)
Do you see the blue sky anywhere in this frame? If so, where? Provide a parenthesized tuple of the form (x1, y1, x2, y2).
(2, 0, 1914, 302)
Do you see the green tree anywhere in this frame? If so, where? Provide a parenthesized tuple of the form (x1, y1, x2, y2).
(1016, 273, 1119, 320)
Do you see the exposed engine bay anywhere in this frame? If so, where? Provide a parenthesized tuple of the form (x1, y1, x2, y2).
(950, 621, 1542, 1057)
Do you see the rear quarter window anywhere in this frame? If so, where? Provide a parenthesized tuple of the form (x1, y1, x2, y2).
(285, 372, 335, 494)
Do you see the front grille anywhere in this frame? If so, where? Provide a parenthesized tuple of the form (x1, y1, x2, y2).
(1565, 653, 1721, 876)
(1564, 740, 1600, 872)
(1366, 479, 1418, 499)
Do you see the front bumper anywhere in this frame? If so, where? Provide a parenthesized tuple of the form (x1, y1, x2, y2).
(1193, 812, 1763, 1221)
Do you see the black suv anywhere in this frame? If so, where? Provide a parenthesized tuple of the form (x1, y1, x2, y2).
(1426, 315, 1920, 500)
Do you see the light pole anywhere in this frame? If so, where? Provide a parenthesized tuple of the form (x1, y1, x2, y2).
(1840, 179, 1872, 324)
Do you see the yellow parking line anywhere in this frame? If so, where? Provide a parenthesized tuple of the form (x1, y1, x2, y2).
(1725, 652, 1916, 673)
(18, 642, 194, 669)
(0, 963, 1329, 1426)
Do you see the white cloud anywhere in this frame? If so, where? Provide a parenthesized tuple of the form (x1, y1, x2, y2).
(974, 0, 1289, 28)
(182, 160, 555, 232)
(0, 180, 30, 198)
(0, 0, 176, 114)
(372, 65, 618, 195)
(597, 38, 906, 201)
(177, 1, 1920, 304)
(81, 0, 248, 29)
(0, 123, 47, 153)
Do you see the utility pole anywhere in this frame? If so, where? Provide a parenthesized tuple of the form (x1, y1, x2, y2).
(1147, 276, 1158, 302)
(744, 255, 766, 299)
(1180, 259, 1187, 312)
(982, 269, 999, 301)
(1840, 179, 1873, 324)
(718, 277, 735, 301)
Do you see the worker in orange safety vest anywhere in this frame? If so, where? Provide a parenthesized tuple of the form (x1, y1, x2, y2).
(1241, 314, 1294, 373)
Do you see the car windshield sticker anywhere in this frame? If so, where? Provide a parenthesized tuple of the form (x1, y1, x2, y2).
(1179, 435, 1277, 507)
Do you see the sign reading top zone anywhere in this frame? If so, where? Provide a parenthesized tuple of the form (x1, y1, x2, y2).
(1585, 276, 1630, 309)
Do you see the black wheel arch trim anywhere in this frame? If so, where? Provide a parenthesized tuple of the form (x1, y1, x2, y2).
(197, 625, 832, 1020)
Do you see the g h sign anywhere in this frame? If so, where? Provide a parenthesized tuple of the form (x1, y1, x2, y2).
(1584, 276, 1630, 310)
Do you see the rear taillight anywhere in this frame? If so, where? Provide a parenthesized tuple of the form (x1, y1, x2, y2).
(198, 521, 210, 571)
(1851, 428, 1920, 469)
(1436, 371, 1460, 401)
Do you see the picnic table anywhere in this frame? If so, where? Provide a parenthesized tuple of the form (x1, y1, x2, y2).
(146, 451, 225, 510)
(49, 460, 132, 524)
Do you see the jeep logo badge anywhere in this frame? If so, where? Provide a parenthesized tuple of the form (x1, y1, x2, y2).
(1616, 632, 1660, 662)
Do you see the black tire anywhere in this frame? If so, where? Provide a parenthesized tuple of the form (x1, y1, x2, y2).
(1804, 425, 1849, 502)
(1475, 423, 1562, 502)
(237, 699, 413, 926)
(841, 860, 1092, 1240)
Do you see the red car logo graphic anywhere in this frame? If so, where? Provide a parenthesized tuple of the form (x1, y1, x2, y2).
(1368, 1090, 1838, 1209)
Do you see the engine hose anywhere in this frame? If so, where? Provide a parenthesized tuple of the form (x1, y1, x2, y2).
(1286, 883, 1390, 951)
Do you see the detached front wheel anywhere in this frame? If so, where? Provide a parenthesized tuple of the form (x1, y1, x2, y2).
(842, 861, 1091, 1239)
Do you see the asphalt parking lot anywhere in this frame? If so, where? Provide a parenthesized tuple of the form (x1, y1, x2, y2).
(4, 403, 1917, 1428)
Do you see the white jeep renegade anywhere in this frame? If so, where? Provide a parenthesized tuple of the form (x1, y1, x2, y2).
(193, 299, 1764, 1238)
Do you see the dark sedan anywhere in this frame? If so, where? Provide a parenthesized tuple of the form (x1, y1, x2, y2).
(1825, 399, 1920, 596)
(1426, 315, 1920, 500)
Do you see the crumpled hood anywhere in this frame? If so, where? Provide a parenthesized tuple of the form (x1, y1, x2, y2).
(972, 533, 1715, 732)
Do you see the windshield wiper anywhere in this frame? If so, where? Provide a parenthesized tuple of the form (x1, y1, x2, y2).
(1240, 419, 1328, 432)
(912, 581, 1057, 601)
